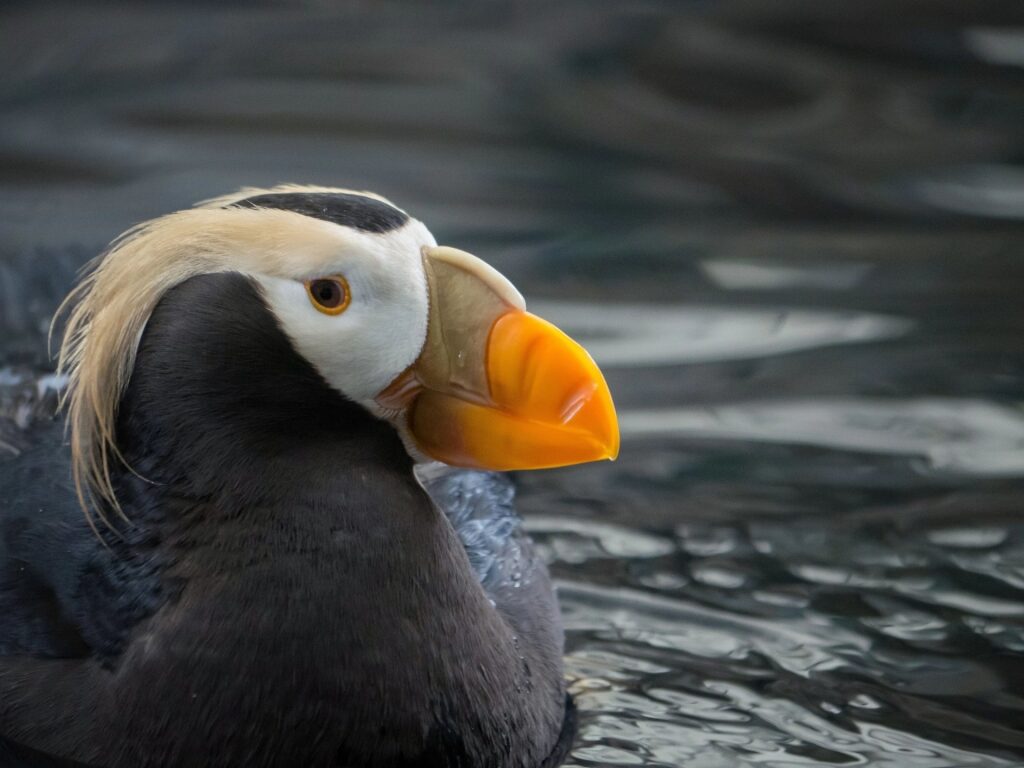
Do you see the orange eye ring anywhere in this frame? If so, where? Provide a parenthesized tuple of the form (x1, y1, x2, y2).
(305, 275, 351, 315)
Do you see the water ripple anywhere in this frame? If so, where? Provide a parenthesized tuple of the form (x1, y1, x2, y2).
(533, 302, 912, 368)
(536, 504, 1024, 766)
(618, 399, 1024, 477)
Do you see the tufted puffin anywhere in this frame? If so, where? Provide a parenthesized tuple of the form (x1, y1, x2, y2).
(0, 186, 619, 768)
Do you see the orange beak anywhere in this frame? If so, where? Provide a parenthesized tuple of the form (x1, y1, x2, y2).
(377, 246, 619, 470)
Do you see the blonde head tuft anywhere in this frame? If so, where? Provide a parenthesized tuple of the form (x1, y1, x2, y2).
(55, 185, 404, 525)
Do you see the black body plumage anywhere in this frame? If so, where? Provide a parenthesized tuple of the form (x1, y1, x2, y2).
(0, 274, 571, 767)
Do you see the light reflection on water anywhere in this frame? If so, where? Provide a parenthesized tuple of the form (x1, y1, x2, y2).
(2, 1, 1024, 766)
(618, 400, 1024, 477)
(533, 302, 912, 367)
(539, 517, 1024, 767)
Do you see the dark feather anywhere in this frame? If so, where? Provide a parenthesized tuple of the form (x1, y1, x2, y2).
(0, 732, 95, 768)
(0, 273, 570, 768)
(230, 191, 409, 233)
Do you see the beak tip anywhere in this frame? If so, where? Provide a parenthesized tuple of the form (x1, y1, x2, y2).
(603, 435, 620, 463)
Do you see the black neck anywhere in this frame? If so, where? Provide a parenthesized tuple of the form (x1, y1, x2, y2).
(98, 273, 564, 768)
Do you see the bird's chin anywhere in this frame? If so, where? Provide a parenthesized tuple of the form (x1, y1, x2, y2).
(358, 396, 429, 465)
(395, 416, 436, 466)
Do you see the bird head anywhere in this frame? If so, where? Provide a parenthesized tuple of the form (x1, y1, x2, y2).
(57, 185, 619, 516)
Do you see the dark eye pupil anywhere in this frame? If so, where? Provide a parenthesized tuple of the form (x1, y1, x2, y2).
(312, 280, 341, 307)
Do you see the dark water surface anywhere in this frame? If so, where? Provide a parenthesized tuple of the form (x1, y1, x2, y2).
(3, 2, 1024, 766)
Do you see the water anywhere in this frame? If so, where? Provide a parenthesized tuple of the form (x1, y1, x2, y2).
(2, 2, 1024, 765)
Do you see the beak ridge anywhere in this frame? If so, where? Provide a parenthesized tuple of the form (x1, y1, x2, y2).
(382, 247, 619, 471)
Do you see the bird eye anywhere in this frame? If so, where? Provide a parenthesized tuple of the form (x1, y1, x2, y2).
(305, 276, 351, 315)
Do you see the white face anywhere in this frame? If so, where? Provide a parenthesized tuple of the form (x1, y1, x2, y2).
(254, 218, 436, 407)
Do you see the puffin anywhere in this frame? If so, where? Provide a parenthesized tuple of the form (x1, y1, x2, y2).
(0, 186, 619, 768)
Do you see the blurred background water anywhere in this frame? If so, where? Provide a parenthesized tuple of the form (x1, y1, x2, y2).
(2, 1, 1024, 766)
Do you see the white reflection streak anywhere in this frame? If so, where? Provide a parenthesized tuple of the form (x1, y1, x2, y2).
(619, 399, 1024, 476)
(966, 27, 1024, 68)
(699, 259, 872, 290)
(531, 301, 912, 367)
(915, 165, 1024, 219)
